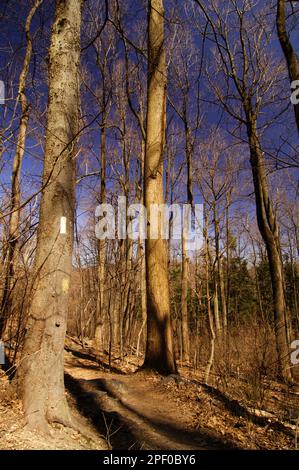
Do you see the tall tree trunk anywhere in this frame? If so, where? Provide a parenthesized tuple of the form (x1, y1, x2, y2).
(277, 0, 299, 134)
(214, 212, 227, 335)
(219, 259, 227, 333)
(143, 0, 177, 375)
(204, 210, 215, 384)
(213, 207, 225, 336)
(212, 278, 220, 335)
(140, 140, 147, 351)
(181, 233, 190, 362)
(287, 232, 299, 326)
(225, 201, 230, 320)
(94, 125, 106, 350)
(247, 116, 292, 382)
(15, 0, 81, 432)
(180, 115, 192, 363)
(0, 0, 42, 338)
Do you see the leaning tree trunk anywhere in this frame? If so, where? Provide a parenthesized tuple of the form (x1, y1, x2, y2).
(247, 116, 293, 382)
(15, 0, 81, 433)
(0, 0, 42, 338)
(143, 0, 177, 375)
(277, 0, 299, 134)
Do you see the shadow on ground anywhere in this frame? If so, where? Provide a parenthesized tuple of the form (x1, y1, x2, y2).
(65, 372, 240, 450)
(65, 346, 126, 375)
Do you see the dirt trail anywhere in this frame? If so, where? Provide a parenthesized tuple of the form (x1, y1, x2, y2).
(64, 343, 296, 450)
(64, 347, 239, 450)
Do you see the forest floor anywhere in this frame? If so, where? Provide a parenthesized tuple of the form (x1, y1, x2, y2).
(0, 336, 298, 450)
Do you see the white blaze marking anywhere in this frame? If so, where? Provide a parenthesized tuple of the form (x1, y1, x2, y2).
(0, 81, 4, 105)
(60, 216, 67, 235)
(0, 341, 4, 365)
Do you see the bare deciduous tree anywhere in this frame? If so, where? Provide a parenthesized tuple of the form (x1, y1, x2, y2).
(16, 0, 82, 432)
(143, 0, 177, 374)
(0, 0, 42, 338)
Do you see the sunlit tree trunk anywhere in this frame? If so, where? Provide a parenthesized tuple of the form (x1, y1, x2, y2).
(16, 0, 82, 432)
(143, 0, 177, 374)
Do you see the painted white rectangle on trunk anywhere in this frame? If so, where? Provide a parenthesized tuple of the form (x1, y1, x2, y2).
(0, 341, 4, 365)
(0, 81, 4, 105)
(60, 216, 67, 235)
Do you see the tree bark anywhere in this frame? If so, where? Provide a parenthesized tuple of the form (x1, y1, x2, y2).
(247, 115, 292, 382)
(94, 125, 106, 350)
(214, 210, 227, 335)
(15, 0, 82, 432)
(143, 0, 177, 375)
(277, 0, 299, 134)
(181, 233, 190, 362)
(180, 112, 192, 363)
(204, 210, 215, 384)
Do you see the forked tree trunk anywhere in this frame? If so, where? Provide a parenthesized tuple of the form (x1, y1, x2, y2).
(0, 0, 42, 338)
(143, 0, 177, 375)
(247, 116, 293, 382)
(15, 0, 82, 432)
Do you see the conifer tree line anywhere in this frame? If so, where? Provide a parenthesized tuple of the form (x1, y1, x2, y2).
(0, 0, 298, 431)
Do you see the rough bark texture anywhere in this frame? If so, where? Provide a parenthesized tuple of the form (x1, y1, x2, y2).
(143, 0, 177, 375)
(277, 0, 299, 133)
(0, 0, 42, 338)
(16, 0, 81, 432)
